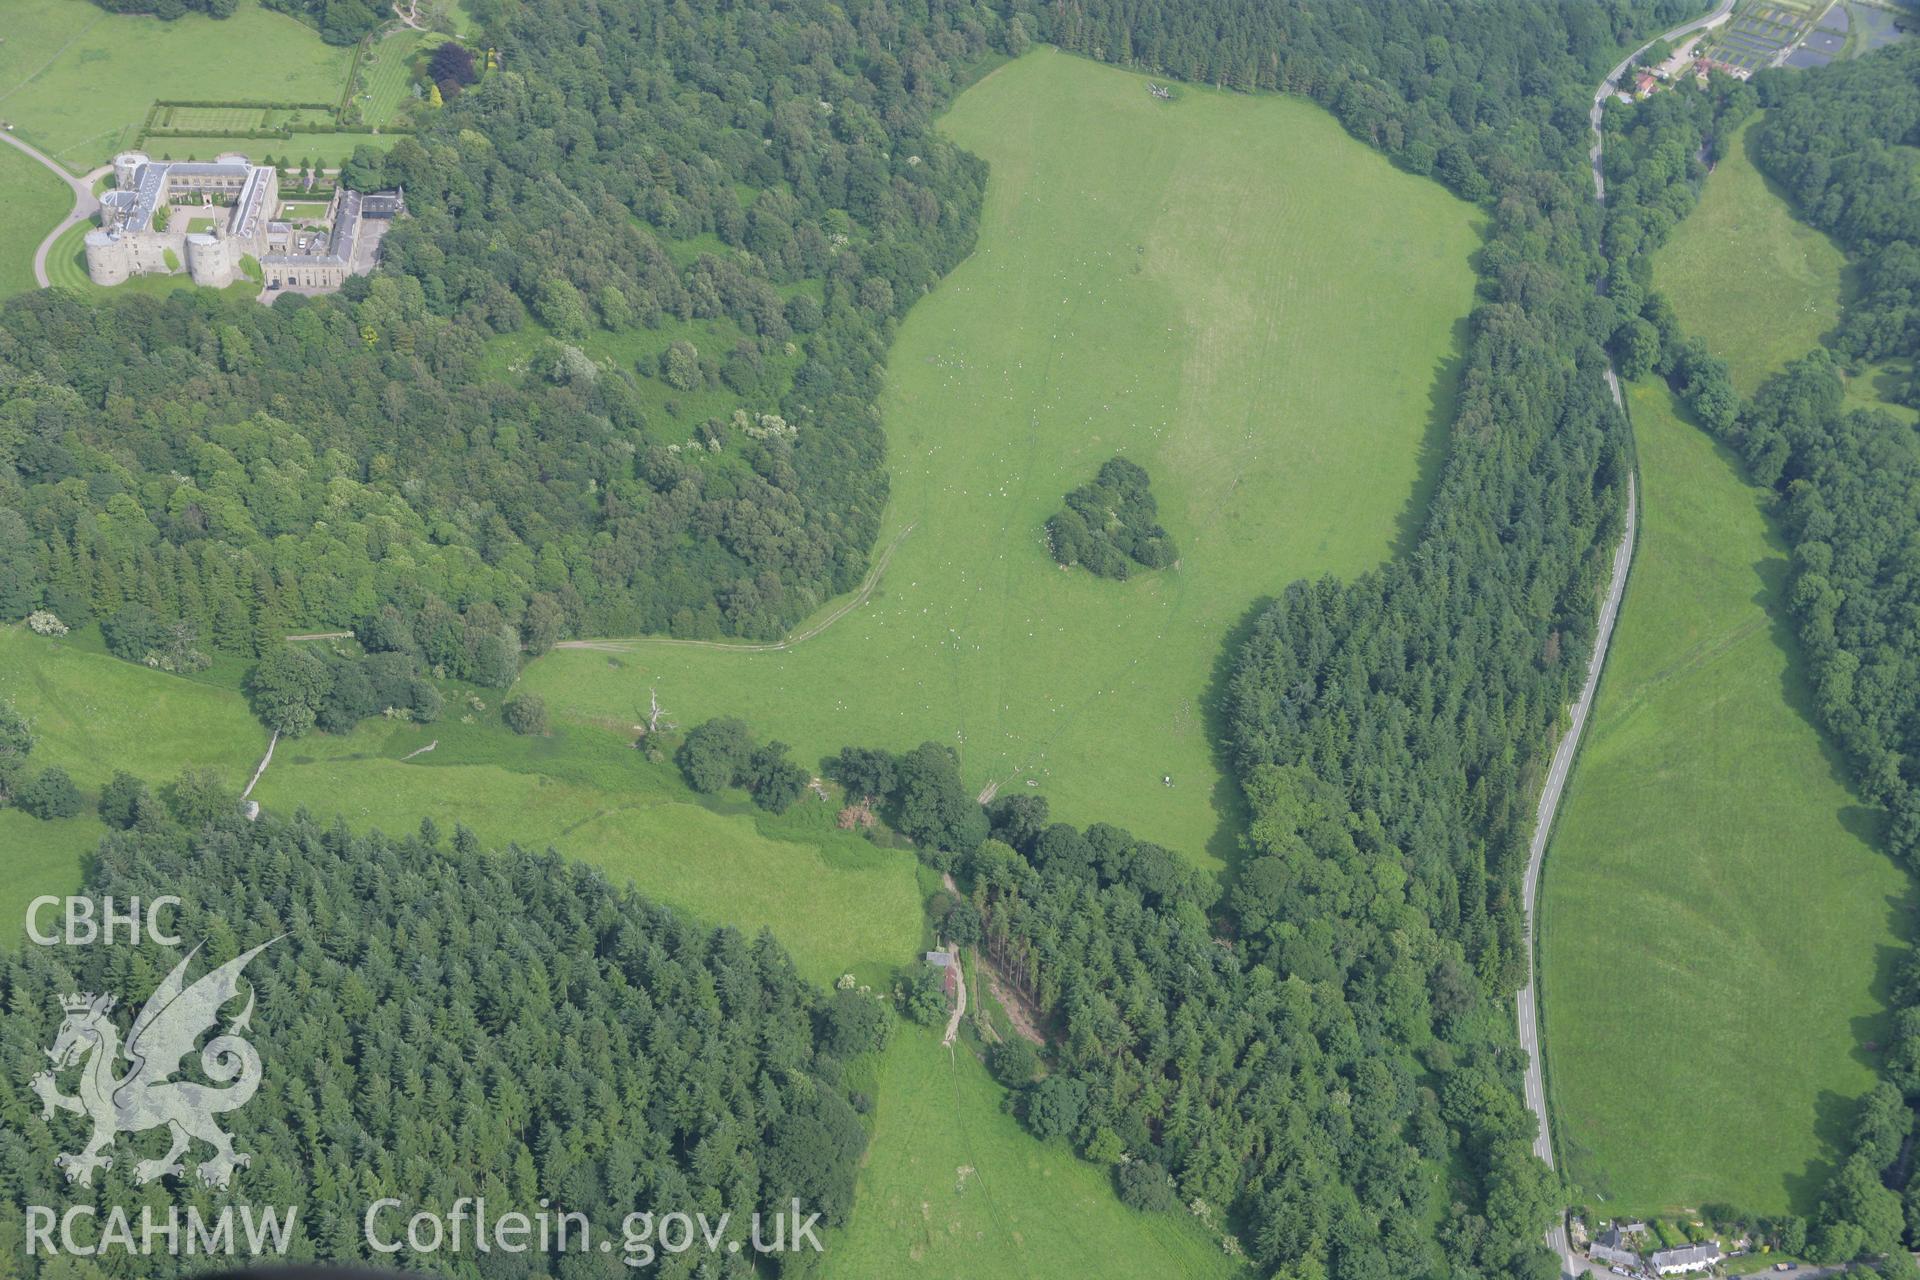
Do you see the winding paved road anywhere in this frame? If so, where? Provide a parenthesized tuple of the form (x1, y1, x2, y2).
(1517, 472, 1632, 1274)
(1520, 7, 1734, 1274)
(1589, 0, 1737, 201)
(0, 131, 106, 289)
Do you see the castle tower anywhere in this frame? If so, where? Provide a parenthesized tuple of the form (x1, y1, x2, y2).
(84, 229, 131, 286)
(112, 150, 148, 191)
(186, 233, 233, 288)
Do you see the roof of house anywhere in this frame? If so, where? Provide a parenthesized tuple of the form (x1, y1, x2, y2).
(1651, 1241, 1723, 1267)
(231, 164, 272, 242)
(1591, 1242, 1641, 1266)
(924, 950, 955, 966)
(100, 156, 264, 238)
(361, 190, 406, 217)
(262, 189, 364, 270)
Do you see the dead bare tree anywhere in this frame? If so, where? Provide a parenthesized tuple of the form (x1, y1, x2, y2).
(644, 685, 674, 736)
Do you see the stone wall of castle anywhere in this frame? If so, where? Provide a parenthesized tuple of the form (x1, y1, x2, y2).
(86, 155, 278, 289)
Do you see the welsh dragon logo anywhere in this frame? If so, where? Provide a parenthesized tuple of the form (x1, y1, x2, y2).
(31, 939, 277, 1190)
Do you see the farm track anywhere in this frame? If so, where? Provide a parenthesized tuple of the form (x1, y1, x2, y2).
(943, 871, 1048, 1048)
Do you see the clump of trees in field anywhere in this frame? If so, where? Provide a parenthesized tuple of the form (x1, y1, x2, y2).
(1045, 457, 1178, 579)
(101, 603, 210, 674)
(245, 643, 441, 737)
(501, 691, 548, 735)
(677, 717, 809, 813)
(0, 700, 80, 821)
(823, 740, 985, 862)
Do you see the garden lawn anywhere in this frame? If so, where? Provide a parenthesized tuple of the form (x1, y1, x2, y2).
(1538, 382, 1910, 1217)
(144, 133, 397, 169)
(0, 0, 355, 173)
(522, 47, 1479, 868)
(0, 141, 69, 297)
(358, 27, 429, 129)
(827, 1027, 1234, 1279)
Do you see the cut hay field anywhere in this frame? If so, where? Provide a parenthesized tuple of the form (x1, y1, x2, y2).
(0, 140, 69, 297)
(522, 47, 1480, 867)
(1538, 382, 1910, 1217)
(828, 1027, 1234, 1280)
(0, 626, 919, 983)
(0, 0, 355, 173)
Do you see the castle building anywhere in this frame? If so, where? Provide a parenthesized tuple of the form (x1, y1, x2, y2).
(85, 151, 403, 293)
(88, 152, 279, 288)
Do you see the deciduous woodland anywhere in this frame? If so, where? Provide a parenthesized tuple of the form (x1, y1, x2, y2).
(20, 0, 1920, 1275)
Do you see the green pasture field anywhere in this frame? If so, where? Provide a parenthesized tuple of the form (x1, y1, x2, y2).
(0, 808, 96, 947)
(0, 0, 355, 173)
(0, 141, 70, 297)
(1538, 382, 1910, 1218)
(1655, 116, 1847, 398)
(249, 713, 923, 985)
(1656, 114, 1915, 421)
(0, 627, 264, 788)
(521, 47, 1480, 868)
(829, 1026, 1235, 1279)
(0, 626, 921, 984)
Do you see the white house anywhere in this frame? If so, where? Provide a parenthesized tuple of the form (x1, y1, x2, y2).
(1650, 1240, 1722, 1275)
